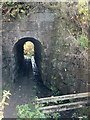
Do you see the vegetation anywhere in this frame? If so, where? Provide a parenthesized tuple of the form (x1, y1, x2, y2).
(50, 85, 61, 96)
(24, 41, 34, 57)
(2, 2, 35, 20)
(2, 1, 89, 24)
(78, 36, 88, 48)
(16, 104, 60, 118)
(50, 0, 88, 97)
(0, 90, 11, 119)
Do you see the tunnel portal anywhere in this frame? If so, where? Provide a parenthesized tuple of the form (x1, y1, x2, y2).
(13, 37, 42, 82)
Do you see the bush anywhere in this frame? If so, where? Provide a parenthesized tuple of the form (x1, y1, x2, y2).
(16, 104, 61, 118)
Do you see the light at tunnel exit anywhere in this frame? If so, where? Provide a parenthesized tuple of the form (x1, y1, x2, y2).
(24, 41, 34, 58)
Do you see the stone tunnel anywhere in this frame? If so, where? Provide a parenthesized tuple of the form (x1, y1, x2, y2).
(2, 9, 55, 90)
(2, 8, 88, 94)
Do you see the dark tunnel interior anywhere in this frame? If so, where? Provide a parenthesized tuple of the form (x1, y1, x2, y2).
(13, 37, 42, 82)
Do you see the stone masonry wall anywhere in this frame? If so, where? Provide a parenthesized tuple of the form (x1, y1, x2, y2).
(2, 9, 56, 89)
(2, 8, 88, 94)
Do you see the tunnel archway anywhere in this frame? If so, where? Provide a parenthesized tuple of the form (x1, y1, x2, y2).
(13, 37, 42, 82)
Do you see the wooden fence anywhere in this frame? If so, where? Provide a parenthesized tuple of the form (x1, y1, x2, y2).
(35, 92, 90, 114)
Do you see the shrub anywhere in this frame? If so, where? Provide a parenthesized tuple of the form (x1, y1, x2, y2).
(16, 104, 60, 118)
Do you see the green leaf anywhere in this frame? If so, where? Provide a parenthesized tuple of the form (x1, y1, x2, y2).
(21, 9, 25, 13)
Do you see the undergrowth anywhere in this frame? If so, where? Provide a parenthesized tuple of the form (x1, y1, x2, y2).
(16, 104, 60, 118)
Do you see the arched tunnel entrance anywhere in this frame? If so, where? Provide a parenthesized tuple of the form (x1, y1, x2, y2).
(13, 37, 42, 82)
(4, 37, 52, 118)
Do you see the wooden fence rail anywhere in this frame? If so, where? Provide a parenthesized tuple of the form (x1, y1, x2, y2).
(35, 92, 90, 114)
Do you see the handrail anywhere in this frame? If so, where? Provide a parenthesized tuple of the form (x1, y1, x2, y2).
(36, 92, 90, 104)
(40, 100, 88, 114)
(35, 92, 90, 113)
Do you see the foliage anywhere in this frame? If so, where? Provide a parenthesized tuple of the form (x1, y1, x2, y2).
(53, 1, 89, 40)
(24, 41, 34, 57)
(16, 104, 60, 118)
(78, 36, 88, 48)
(0, 90, 11, 120)
(68, 1, 88, 27)
(2, 2, 36, 20)
(78, 0, 89, 26)
(46, 1, 89, 29)
(2, 0, 89, 43)
(50, 85, 61, 96)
